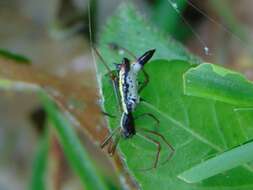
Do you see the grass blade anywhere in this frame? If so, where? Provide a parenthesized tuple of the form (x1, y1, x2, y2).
(40, 93, 109, 190)
(178, 141, 253, 183)
(29, 129, 49, 190)
(0, 49, 30, 64)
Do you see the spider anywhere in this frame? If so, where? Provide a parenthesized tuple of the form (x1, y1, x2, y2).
(95, 44, 174, 169)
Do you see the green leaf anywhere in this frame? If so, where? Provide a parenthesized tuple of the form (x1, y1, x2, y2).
(0, 49, 30, 64)
(29, 129, 49, 190)
(177, 108, 253, 183)
(97, 3, 253, 189)
(235, 108, 253, 141)
(40, 93, 109, 190)
(100, 59, 253, 190)
(151, 0, 190, 41)
(183, 63, 253, 106)
(178, 140, 253, 183)
(98, 2, 200, 74)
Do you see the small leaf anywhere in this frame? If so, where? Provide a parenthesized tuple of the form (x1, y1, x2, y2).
(183, 63, 253, 106)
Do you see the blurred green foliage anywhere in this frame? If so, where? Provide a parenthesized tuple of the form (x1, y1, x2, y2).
(0, 49, 30, 64)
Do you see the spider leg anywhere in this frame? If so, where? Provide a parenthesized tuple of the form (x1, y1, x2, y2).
(100, 127, 120, 149)
(108, 42, 137, 60)
(140, 128, 175, 166)
(135, 131, 161, 171)
(134, 113, 160, 128)
(93, 47, 123, 113)
(101, 111, 116, 118)
(107, 133, 121, 156)
(138, 69, 149, 93)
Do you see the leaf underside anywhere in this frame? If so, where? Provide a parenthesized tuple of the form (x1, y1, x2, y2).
(98, 2, 253, 190)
